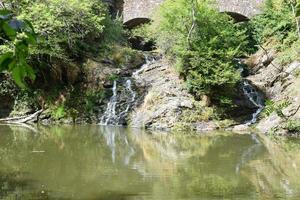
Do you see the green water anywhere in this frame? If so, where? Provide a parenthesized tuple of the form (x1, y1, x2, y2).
(1, 125, 300, 200)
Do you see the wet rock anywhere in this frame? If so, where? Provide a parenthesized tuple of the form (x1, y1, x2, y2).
(232, 124, 250, 132)
(84, 59, 121, 91)
(130, 58, 195, 130)
(246, 47, 300, 135)
(257, 113, 283, 134)
(196, 121, 218, 132)
(128, 36, 155, 51)
(246, 48, 276, 74)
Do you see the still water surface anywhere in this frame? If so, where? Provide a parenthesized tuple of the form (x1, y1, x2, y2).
(1, 125, 300, 199)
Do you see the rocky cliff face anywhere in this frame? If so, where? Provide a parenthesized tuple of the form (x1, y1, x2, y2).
(246, 48, 300, 135)
(130, 56, 194, 130)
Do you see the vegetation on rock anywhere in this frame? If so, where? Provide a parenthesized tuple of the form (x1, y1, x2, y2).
(135, 0, 249, 98)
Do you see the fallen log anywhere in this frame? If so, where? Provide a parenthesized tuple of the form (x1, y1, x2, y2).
(0, 110, 43, 124)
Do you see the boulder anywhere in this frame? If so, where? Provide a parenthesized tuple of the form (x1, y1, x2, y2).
(232, 124, 250, 132)
(256, 113, 283, 134)
(196, 121, 218, 132)
(285, 61, 300, 75)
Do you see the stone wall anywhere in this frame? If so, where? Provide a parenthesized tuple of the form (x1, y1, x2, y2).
(123, 0, 164, 26)
(123, 0, 264, 27)
(217, 0, 264, 18)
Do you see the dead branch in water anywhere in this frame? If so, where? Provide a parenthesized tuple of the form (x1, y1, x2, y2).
(0, 110, 43, 124)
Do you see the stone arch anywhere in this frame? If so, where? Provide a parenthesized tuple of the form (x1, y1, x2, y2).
(223, 12, 249, 22)
(124, 17, 151, 29)
(123, 0, 164, 28)
(217, 0, 264, 19)
(122, 0, 264, 27)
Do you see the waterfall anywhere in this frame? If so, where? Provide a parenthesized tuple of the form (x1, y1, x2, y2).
(101, 81, 118, 125)
(132, 54, 155, 78)
(100, 79, 136, 126)
(116, 80, 136, 122)
(242, 80, 264, 125)
(100, 54, 155, 126)
(237, 58, 264, 125)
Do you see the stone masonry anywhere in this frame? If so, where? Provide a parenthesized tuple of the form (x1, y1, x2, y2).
(123, 0, 264, 27)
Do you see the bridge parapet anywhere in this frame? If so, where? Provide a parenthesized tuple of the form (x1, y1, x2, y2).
(123, 0, 264, 28)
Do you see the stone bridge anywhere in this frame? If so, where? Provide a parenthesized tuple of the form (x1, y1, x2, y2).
(123, 0, 264, 28)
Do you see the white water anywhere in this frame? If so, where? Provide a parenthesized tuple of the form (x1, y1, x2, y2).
(100, 55, 155, 126)
(132, 54, 155, 78)
(100, 79, 137, 126)
(116, 79, 136, 122)
(101, 81, 118, 125)
(242, 80, 264, 125)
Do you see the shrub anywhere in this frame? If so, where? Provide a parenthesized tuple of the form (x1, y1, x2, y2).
(16, 0, 106, 60)
(251, 0, 295, 47)
(3, 0, 124, 63)
(148, 0, 249, 97)
(51, 105, 67, 120)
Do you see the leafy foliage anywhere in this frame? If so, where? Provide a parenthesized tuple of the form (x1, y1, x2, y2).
(148, 0, 249, 96)
(284, 120, 300, 132)
(261, 99, 290, 118)
(251, 0, 300, 65)
(14, 0, 105, 60)
(0, 9, 36, 88)
(251, 0, 295, 45)
(2, 0, 124, 64)
(51, 105, 67, 120)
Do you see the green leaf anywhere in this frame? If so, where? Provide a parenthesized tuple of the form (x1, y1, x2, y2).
(2, 21, 17, 40)
(296, 3, 300, 17)
(25, 32, 37, 45)
(23, 19, 36, 34)
(11, 63, 26, 88)
(0, 9, 12, 20)
(0, 52, 13, 71)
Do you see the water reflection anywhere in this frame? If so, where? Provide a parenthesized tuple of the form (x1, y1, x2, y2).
(0, 125, 300, 199)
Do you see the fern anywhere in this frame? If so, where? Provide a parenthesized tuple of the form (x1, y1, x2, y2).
(262, 99, 290, 118)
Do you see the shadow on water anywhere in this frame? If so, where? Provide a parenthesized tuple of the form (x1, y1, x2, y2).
(1, 125, 300, 199)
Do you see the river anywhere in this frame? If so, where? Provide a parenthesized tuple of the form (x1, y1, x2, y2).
(1, 125, 300, 199)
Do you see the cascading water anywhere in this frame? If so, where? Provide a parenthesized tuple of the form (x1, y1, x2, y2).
(242, 80, 264, 125)
(100, 81, 118, 125)
(100, 55, 155, 126)
(237, 59, 264, 125)
(116, 79, 136, 122)
(100, 79, 136, 126)
(132, 54, 155, 78)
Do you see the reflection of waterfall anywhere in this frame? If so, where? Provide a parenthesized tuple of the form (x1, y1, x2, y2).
(100, 126, 135, 165)
(235, 134, 263, 174)
(100, 79, 136, 126)
(242, 80, 264, 125)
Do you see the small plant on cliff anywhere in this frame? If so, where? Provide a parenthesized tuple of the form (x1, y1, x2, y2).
(261, 99, 290, 118)
(284, 120, 300, 133)
(148, 0, 248, 98)
(51, 105, 67, 120)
